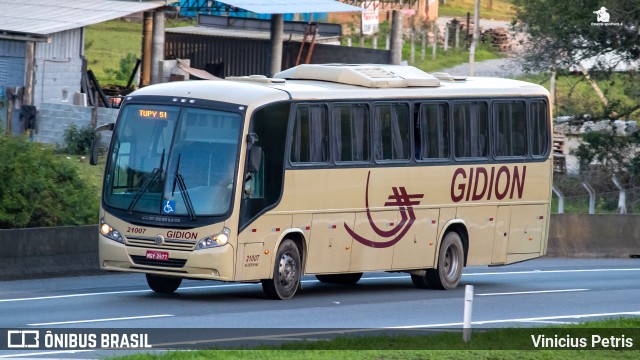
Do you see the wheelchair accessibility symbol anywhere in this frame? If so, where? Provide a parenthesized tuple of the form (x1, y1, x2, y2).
(163, 200, 175, 214)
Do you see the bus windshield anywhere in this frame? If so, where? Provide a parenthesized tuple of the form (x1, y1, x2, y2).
(103, 104, 242, 218)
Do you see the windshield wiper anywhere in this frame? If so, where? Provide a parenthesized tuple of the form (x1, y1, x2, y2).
(127, 149, 165, 214)
(172, 154, 197, 221)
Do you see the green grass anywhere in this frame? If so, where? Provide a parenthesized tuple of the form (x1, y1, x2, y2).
(85, 18, 196, 86)
(517, 72, 640, 120)
(57, 154, 105, 200)
(407, 43, 504, 73)
(109, 318, 640, 359)
(341, 35, 504, 73)
(439, 0, 517, 22)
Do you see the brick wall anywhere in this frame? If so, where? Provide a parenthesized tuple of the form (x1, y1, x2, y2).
(33, 103, 118, 148)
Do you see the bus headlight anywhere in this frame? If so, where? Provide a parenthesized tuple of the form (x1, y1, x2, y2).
(100, 218, 124, 243)
(196, 227, 231, 250)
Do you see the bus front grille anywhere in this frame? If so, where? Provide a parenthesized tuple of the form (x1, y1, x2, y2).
(126, 236, 196, 251)
(130, 255, 187, 268)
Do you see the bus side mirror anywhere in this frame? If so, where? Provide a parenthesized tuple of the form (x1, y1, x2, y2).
(89, 137, 99, 165)
(249, 145, 262, 172)
(247, 133, 259, 147)
(89, 123, 115, 166)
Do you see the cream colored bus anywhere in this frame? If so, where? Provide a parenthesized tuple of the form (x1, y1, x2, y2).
(92, 64, 552, 300)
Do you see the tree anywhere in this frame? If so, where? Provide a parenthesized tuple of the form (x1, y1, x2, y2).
(574, 127, 640, 185)
(511, 0, 640, 72)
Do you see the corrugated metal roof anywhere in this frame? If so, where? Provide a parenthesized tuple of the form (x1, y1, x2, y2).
(166, 26, 340, 44)
(213, 0, 362, 14)
(0, 0, 167, 36)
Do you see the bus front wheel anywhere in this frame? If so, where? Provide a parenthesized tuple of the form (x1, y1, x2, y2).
(146, 274, 182, 294)
(262, 239, 301, 300)
(412, 231, 464, 290)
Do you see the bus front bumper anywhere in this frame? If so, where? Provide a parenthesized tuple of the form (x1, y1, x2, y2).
(99, 235, 235, 281)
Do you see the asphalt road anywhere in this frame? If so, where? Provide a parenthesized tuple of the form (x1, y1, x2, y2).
(1, 258, 639, 357)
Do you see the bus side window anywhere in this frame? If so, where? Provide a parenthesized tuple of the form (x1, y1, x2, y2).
(291, 105, 329, 164)
(374, 103, 410, 161)
(334, 104, 370, 163)
(454, 102, 488, 159)
(418, 103, 449, 160)
(530, 100, 549, 157)
(494, 101, 526, 157)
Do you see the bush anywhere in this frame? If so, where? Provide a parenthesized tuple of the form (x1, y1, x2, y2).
(0, 135, 98, 228)
(104, 53, 138, 82)
(64, 124, 97, 155)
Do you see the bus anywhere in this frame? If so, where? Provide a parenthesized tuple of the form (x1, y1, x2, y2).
(92, 64, 552, 300)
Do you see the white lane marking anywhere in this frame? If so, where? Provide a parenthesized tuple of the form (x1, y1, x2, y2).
(519, 320, 578, 325)
(1, 268, 639, 303)
(477, 288, 589, 296)
(0, 350, 94, 358)
(389, 311, 640, 328)
(462, 268, 640, 276)
(27, 314, 173, 326)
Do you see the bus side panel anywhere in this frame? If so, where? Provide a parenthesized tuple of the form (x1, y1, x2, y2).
(236, 214, 292, 281)
(435, 207, 458, 265)
(391, 209, 439, 269)
(306, 213, 354, 274)
(292, 213, 313, 273)
(457, 206, 498, 266)
(491, 206, 512, 265)
(349, 211, 396, 272)
(507, 204, 547, 255)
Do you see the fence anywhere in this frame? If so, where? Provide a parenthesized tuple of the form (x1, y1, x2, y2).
(339, 19, 512, 64)
(552, 182, 640, 214)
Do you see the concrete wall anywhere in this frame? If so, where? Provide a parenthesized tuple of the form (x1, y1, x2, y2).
(0, 225, 98, 280)
(32, 102, 118, 147)
(547, 214, 640, 258)
(0, 215, 638, 280)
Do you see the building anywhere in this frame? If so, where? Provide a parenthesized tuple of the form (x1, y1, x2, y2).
(0, 0, 165, 136)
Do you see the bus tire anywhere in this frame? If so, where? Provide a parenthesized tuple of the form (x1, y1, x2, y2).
(315, 273, 363, 285)
(412, 232, 464, 290)
(261, 239, 301, 300)
(146, 274, 182, 294)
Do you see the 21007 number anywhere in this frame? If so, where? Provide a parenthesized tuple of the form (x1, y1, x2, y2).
(127, 227, 146, 234)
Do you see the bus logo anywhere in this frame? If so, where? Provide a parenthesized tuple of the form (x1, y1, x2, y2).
(344, 171, 424, 248)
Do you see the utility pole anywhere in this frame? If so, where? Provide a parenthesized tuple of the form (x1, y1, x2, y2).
(390, 10, 404, 65)
(270, 14, 284, 76)
(469, 0, 480, 76)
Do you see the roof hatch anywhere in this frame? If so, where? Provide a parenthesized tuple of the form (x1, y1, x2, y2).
(274, 64, 440, 88)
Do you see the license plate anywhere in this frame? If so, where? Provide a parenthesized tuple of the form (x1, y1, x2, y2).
(146, 250, 169, 261)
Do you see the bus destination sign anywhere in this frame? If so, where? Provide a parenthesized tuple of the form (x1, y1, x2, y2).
(138, 109, 168, 119)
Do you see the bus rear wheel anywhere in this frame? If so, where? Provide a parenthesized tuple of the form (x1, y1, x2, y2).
(412, 232, 464, 290)
(146, 274, 182, 294)
(262, 239, 301, 300)
(316, 273, 363, 285)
